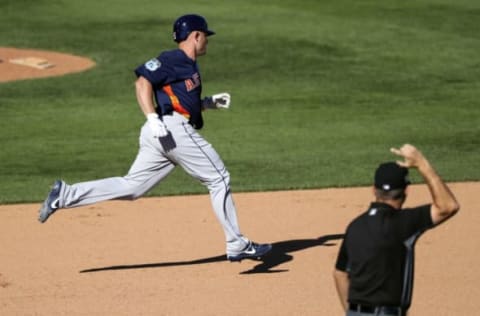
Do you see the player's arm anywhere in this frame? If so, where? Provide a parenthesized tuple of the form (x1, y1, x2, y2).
(391, 144, 460, 225)
(134, 76, 168, 138)
(135, 76, 156, 116)
(333, 269, 349, 311)
(134, 56, 174, 115)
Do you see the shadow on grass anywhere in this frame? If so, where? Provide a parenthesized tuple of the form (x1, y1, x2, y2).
(79, 234, 344, 274)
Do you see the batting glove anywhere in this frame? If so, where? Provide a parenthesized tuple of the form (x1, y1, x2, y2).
(212, 92, 231, 109)
(202, 92, 231, 109)
(146, 113, 169, 138)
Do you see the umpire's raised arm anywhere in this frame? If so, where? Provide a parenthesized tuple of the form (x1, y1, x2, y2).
(390, 144, 460, 225)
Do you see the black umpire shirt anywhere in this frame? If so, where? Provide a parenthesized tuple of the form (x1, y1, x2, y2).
(335, 202, 434, 308)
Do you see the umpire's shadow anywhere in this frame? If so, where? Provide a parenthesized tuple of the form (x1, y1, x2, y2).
(79, 234, 344, 274)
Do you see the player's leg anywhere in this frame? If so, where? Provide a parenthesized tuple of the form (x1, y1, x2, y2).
(176, 138, 247, 254)
(39, 123, 175, 222)
(61, 124, 175, 207)
(164, 113, 271, 260)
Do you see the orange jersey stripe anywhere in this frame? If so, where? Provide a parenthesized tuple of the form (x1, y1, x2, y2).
(162, 85, 190, 117)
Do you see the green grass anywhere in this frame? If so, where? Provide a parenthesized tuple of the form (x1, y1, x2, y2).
(1, 0, 479, 203)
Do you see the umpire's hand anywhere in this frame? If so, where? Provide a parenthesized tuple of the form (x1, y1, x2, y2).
(391, 144, 427, 169)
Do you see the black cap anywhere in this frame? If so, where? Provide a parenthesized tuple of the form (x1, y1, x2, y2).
(374, 162, 410, 191)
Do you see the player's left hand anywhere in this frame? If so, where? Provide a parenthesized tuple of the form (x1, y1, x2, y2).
(212, 92, 231, 109)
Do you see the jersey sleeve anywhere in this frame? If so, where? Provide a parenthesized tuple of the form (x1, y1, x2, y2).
(403, 204, 434, 233)
(134, 57, 174, 86)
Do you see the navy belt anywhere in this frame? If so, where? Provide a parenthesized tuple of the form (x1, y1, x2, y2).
(349, 303, 404, 315)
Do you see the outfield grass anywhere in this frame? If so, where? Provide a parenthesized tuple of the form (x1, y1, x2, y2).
(0, 0, 479, 203)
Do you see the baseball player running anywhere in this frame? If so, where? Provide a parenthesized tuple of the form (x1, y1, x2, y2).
(38, 14, 272, 262)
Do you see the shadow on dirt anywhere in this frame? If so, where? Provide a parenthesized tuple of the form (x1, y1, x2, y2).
(79, 234, 344, 274)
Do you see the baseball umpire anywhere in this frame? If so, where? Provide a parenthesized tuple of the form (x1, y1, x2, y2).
(38, 14, 272, 262)
(333, 144, 460, 316)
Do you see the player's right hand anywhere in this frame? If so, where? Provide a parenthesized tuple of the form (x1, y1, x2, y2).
(147, 113, 169, 138)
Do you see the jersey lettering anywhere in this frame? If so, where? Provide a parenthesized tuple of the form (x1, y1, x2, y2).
(185, 73, 200, 91)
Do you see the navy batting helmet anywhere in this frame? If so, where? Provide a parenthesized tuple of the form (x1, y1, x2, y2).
(173, 14, 215, 43)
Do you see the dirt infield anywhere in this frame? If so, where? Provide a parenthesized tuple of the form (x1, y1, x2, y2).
(0, 182, 478, 315)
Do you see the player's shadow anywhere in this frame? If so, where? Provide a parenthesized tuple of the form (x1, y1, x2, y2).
(239, 233, 344, 274)
(79, 234, 344, 274)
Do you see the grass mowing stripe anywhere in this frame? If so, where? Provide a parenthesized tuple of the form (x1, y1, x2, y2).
(0, 0, 479, 203)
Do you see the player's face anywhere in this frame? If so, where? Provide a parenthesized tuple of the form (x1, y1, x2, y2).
(195, 31, 208, 56)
